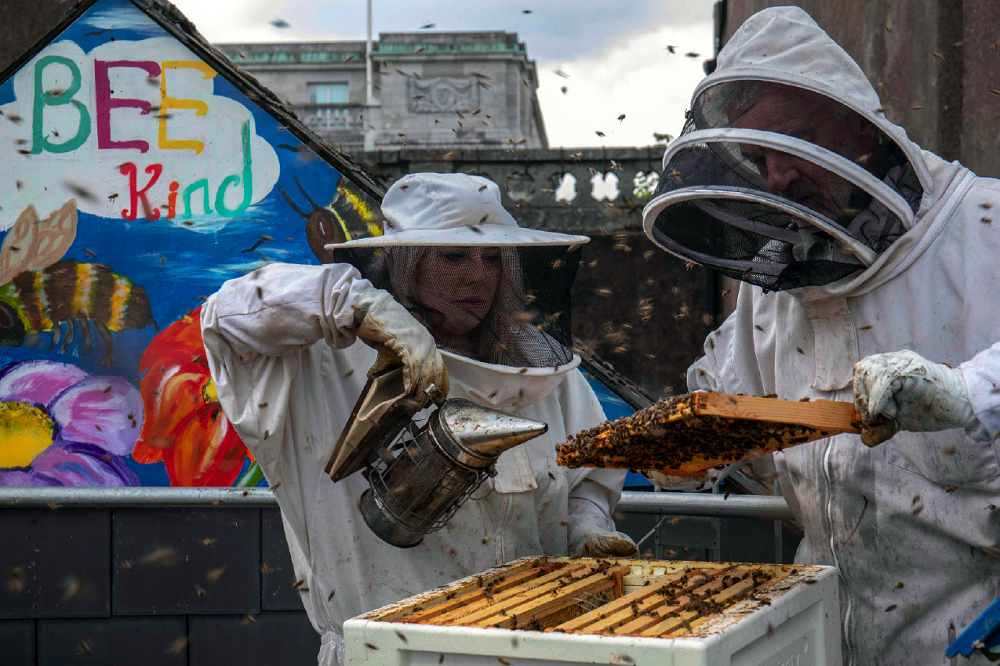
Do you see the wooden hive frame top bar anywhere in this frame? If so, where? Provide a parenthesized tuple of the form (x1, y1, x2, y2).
(556, 392, 861, 476)
(361, 557, 826, 639)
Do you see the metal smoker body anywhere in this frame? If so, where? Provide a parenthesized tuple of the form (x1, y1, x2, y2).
(360, 399, 547, 547)
(327, 365, 548, 548)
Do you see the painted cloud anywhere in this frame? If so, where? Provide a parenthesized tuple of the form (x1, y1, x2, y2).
(0, 36, 280, 232)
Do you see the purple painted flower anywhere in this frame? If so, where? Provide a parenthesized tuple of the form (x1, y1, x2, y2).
(0, 360, 142, 487)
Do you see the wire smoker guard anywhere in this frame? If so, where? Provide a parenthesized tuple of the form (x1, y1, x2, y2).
(327, 366, 549, 548)
(360, 398, 548, 547)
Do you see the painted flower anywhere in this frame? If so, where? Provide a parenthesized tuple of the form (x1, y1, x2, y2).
(0, 360, 142, 487)
(132, 308, 252, 487)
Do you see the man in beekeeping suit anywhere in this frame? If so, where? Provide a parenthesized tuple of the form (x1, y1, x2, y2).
(201, 173, 635, 666)
(642, 7, 1000, 665)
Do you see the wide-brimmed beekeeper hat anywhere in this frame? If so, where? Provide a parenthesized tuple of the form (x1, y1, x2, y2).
(325, 172, 588, 249)
(327, 172, 588, 371)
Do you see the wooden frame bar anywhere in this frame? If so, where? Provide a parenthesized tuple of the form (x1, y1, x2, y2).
(378, 557, 814, 639)
(470, 566, 630, 630)
(422, 564, 592, 626)
(557, 392, 861, 476)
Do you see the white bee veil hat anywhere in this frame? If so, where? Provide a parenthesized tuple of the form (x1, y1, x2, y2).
(325, 172, 589, 249)
(328, 173, 587, 370)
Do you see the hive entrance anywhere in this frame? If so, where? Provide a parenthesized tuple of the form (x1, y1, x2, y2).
(379, 558, 797, 638)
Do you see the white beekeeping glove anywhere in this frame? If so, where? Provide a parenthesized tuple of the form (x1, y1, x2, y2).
(353, 286, 450, 398)
(568, 514, 638, 558)
(853, 350, 979, 446)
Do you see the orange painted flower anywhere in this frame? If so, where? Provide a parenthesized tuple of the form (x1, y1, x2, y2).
(132, 307, 252, 486)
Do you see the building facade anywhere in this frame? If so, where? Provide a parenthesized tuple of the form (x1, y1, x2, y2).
(219, 32, 548, 152)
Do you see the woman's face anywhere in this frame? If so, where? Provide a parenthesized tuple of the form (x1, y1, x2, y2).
(414, 247, 503, 342)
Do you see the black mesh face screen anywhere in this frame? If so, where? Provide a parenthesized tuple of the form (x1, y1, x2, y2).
(692, 80, 923, 217)
(651, 140, 892, 289)
(647, 80, 924, 290)
(648, 197, 864, 290)
(336, 245, 580, 368)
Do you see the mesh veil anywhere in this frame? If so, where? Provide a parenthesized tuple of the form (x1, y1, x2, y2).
(646, 81, 924, 290)
(336, 245, 580, 368)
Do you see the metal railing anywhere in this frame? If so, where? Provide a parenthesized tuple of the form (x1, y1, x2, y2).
(0, 487, 278, 508)
(616, 491, 793, 521)
(0, 487, 792, 519)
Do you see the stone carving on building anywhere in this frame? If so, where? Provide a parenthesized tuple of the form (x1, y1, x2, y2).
(407, 77, 479, 113)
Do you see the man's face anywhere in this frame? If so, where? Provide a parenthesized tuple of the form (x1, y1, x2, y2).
(730, 87, 878, 222)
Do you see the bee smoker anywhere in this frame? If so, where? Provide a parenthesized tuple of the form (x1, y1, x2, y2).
(326, 365, 548, 548)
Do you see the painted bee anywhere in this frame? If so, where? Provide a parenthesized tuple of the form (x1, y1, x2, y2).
(2, 260, 157, 360)
(0, 200, 157, 363)
(278, 162, 383, 264)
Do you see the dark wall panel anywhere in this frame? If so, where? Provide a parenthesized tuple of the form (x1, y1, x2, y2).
(260, 508, 303, 611)
(37, 617, 187, 666)
(720, 516, 800, 565)
(0, 503, 796, 664)
(188, 612, 320, 666)
(0, 620, 35, 666)
(960, 0, 1000, 178)
(113, 509, 260, 615)
(0, 509, 110, 618)
(617, 510, 718, 562)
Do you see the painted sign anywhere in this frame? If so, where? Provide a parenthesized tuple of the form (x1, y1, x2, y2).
(0, 0, 383, 487)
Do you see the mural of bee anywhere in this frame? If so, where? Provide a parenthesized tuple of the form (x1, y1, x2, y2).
(280, 176, 349, 264)
(3, 260, 157, 360)
(277, 153, 383, 264)
(0, 200, 157, 363)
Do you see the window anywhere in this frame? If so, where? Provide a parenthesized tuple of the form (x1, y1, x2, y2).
(308, 83, 349, 104)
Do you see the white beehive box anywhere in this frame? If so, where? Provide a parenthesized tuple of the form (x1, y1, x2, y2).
(344, 557, 841, 666)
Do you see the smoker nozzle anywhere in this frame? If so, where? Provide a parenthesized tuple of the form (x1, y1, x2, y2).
(437, 400, 548, 458)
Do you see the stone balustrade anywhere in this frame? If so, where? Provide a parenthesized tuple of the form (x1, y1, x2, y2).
(353, 146, 668, 230)
(293, 103, 368, 147)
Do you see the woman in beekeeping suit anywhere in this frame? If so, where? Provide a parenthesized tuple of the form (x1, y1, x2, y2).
(201, 172, 635, 666)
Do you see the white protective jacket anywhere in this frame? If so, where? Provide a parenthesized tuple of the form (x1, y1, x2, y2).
(685, 8, 1000, 666)
(201, 263, 625, 666)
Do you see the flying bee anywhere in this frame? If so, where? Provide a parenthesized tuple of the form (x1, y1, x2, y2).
(3, 260, 157, 362)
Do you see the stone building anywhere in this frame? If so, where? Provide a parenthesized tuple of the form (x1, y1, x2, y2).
(218, 32, 548, 152)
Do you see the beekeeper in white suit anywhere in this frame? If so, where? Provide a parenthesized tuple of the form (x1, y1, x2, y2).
(201, 172, 634, 666)
(642, 7, 1000, 665)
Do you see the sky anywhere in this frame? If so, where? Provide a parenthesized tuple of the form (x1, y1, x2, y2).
(168, 0, 717, 148)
